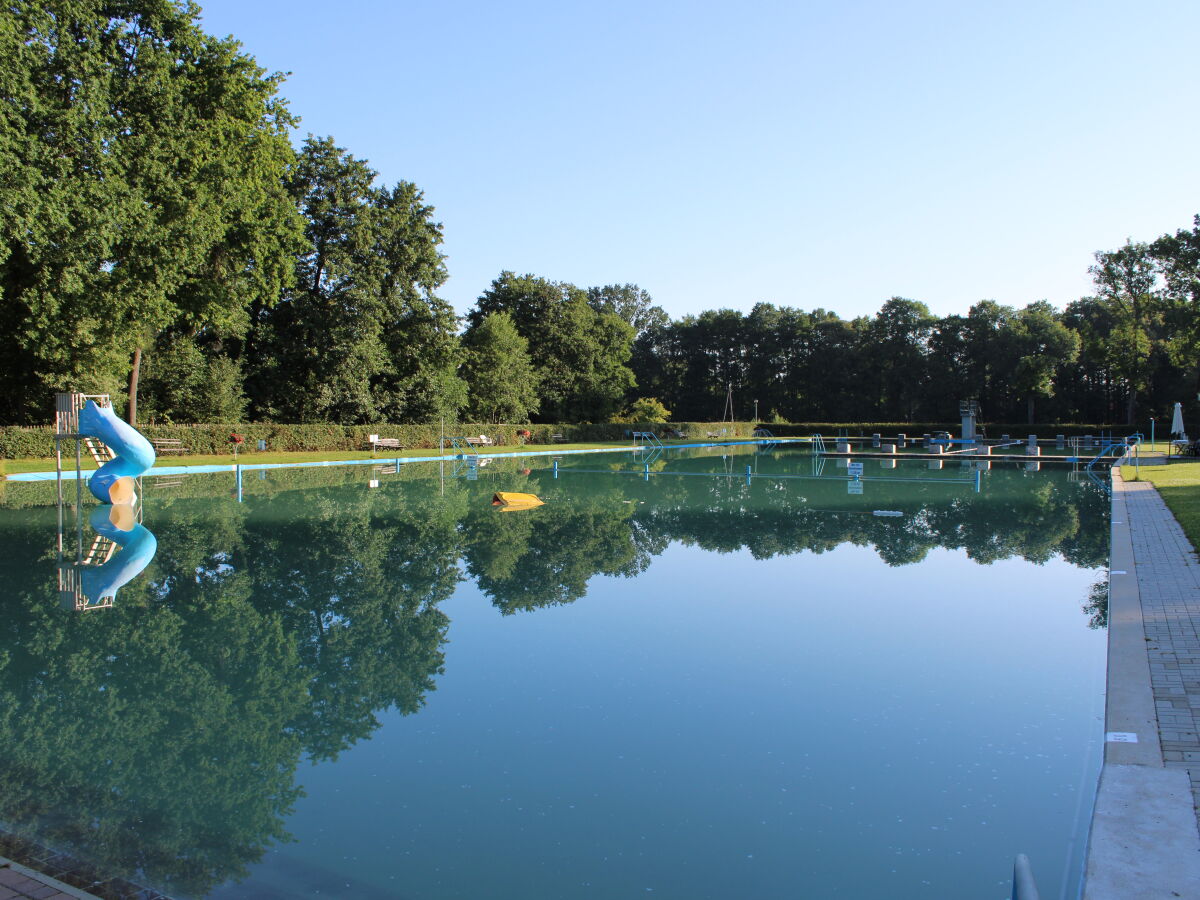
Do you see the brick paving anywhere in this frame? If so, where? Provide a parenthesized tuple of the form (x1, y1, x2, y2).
(0, 862, 87, 899)
(1124, 479, 1200, 820)
(0, 831, 170, 900)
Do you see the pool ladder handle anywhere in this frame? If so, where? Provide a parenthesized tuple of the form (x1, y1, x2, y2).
(1011, 853, 1040, 900)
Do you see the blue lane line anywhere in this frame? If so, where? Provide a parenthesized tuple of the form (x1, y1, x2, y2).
(5, 439, 804, 482)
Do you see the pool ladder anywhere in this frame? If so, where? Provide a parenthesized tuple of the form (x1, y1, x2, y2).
(1011, 853, 1039, 899)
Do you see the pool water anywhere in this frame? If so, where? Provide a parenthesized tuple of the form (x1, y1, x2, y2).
(0, 446, 1109, 899)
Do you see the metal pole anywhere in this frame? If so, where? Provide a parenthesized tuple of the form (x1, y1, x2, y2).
(75, 436, 83, 565)
(1011, 853, 1040, 900)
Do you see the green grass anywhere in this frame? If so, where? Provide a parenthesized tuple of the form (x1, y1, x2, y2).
(0, 440, 698, 477)
(1121, 461, 1200, 551)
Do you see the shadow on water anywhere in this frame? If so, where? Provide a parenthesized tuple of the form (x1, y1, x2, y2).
(0, 451, 1110, 897)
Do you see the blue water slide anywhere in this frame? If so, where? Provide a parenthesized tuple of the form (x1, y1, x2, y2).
(77, 400, 156, 503)
(79, 505, 157, 603)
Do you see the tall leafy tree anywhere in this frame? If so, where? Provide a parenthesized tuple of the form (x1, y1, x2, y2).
(1089, 241, 1160, 423)
(869, 298, 935, 420)
(0, 0, 302, 424)
(249, 137, 463, 423)
(586, 283, 668, 337)
(460, 311, 540, 422)
(1151, 214, 1200, 402)
(471, 272, 635, 422)
(1008, 301, 1080, 423)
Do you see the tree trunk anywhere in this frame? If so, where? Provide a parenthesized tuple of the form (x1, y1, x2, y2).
(128, 346, 142, 425)
(1027, 395, 1035, 425)
(1125, 385, 1136, 426)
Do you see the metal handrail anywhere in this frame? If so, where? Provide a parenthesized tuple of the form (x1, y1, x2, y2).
(1011, 853, 1040, 900)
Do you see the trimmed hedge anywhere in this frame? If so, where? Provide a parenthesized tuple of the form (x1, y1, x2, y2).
(0, 419, 1136, 459)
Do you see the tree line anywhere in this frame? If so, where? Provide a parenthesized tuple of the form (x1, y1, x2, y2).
(3, 2, 1199, 428)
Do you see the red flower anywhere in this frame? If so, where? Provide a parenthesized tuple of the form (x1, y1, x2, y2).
(229, 432, 245, 444)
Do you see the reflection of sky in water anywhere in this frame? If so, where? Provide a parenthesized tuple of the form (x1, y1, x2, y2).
(0, 452, 1108, 899)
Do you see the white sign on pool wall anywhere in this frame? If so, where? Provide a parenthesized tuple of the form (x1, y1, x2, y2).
(847, 480, 864, 495)
(847, 462, 864, 477)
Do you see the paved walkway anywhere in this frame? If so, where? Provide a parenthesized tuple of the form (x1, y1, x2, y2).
(0, 860, 94, 899)
(1125, 479, 1200, 818)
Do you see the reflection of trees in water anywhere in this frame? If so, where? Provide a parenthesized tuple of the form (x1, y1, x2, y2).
(615, 466, 1109, 571)
(0, 481, 464, 896)
(0, 465, 1107, 895)
(0, 508, 304, 897)
(461, 483, 664, 614)
(1082, 579, 1109, 629)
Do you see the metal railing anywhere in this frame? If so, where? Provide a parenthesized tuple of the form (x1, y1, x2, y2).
(1011, 853, 1040, 900)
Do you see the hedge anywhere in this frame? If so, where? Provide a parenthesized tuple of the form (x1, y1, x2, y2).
(0, 419, 1137, 460)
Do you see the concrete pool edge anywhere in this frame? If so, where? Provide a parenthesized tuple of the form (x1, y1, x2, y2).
(1082, 468, 1200, 898)
(2, 440, 786, 482)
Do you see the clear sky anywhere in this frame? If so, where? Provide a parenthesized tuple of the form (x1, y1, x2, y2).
(195, 0, 1200, 322)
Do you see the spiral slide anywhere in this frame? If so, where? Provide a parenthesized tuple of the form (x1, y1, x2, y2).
(79, 505, 158, 603)
(77, 399, 156, 503)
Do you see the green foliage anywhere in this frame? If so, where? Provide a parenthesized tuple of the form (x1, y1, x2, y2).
(612, 397, 671, 424)
(471, 272, 636, 422)
(0, 0, 303, 424)
(461, 311, 540, 422)
(586, 284, 669, 336)
(247, 137, 463, 424)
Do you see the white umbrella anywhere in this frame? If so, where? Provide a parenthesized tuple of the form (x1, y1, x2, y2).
(1171, 402, 1187, 441)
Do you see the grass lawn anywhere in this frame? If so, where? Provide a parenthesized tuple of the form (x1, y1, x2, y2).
(1121, 461, 1200, 552)
(0, 440, 699, 477)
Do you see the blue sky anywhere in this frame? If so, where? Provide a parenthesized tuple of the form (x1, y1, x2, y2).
(196, 0, 1200, 321)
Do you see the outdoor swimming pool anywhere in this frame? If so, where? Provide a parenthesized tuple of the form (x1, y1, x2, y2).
(0, 445, 1109, 899)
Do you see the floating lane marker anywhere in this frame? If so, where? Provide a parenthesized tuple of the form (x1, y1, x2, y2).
(1110, 570, 1128, 575)
(1106, 732, 1138, 743)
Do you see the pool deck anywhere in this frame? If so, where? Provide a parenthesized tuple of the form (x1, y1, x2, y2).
(0, 857, 98, 899)
(1083, 469, 1200, 897)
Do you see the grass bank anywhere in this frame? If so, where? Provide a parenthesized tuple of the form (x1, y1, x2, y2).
(1121, 461, 1200, 552)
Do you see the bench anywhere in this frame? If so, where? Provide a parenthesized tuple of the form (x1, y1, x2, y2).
(465, 434, 495, 448)
(551, 433, 565, 443)
(368, 435, 403, 453)
(151, 439, 187, 453)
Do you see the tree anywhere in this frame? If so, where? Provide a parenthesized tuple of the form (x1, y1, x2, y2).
(1007, 301, 1080, 423)
(1151, 214, 1200, 401)
(615, 397, 671, 424)
(0, 1, 302, 424)
(586, 284, 669, 337)
(460, 311, 540, 422)
(471, 272, 636, 422)
(249, 137, 462, 423)
(1089, 241, 1160, 423)
(869, 298, 935, 420)
(371, 182, 466, 422)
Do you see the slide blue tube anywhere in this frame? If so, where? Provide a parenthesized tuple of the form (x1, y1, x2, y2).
(77, 400, 156, 503)
(79, 506, 157, 603)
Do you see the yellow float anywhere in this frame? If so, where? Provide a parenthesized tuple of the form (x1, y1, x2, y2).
(491, 491, 544, 511)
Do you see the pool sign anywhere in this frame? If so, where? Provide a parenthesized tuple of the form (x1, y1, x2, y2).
(847, 462, 864, 478)
(847, 480, 864, 495)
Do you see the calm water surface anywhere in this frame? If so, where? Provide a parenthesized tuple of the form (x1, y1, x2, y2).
(0, 446, 1109, 899)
